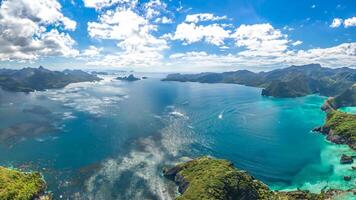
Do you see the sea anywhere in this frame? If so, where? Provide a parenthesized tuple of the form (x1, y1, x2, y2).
(0, 74, 354, 199)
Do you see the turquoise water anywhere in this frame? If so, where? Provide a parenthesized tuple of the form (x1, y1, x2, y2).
(340, 107, 356, 114)
(0, 75, 354, 199)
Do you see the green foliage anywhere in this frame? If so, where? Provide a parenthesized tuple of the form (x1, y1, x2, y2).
(326, 110, 356, 144)
(170, 157, 335, 200)
(0, 167, 46, 200)
(175, 157, 276, 200)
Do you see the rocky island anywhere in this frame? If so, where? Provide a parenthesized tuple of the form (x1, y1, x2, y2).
(163, 157, 354, 200)
(0, 166, 51, 200)
(162, 64, 356, 99)
(0, 66, 101, 93)
(116, 74, 140, 81)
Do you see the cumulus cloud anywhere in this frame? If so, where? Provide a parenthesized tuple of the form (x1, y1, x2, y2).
(87, 1, 168, 67)
(168, 13, 231, 46)
(0, 0, 78, 61)
(330, 18, 343, 28)
(232, 23, 290, 56)
(170, 22, 231, 46)
(81, 46, 103, 57)
(344, 17, 356, 28)
(330, 17, 356, 28)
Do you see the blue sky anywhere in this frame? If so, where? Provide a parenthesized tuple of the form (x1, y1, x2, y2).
(0, 0, 355, 72)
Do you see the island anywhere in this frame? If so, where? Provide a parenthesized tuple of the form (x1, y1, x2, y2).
(162, 64, 356, 99)
(0, 166, 51, 200)
(116, 74, 140, 81)
(0, 66, 101, 93)
(163, 157, 354, 200)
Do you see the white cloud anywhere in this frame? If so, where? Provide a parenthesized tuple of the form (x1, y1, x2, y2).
(292, 40, 303, 46)
(166, 42, 356, 71)
(344, 17, 356, 28)
(144, 0, 167, 19)
(232, 23, 290, 56)
(185, 13, 227, 23)
(169, 13, 231, 46)
(154, 16, 173, 24)
(330, 18, 343, 28)
(81, 46, 103, 57)
(311, 5, 316, 9)
(330, 17, 356, 28)
(170, 22, 231, 46)
(87, 4, 168, 67)
(83, 0, 137, 10)
(0, 0, 78, 61)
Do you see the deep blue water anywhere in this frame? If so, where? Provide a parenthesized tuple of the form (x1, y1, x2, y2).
(0, 75, 354, 199)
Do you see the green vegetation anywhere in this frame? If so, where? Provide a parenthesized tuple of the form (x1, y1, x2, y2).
(325, 110, 356, 148)
(0, 167, 46, 200)
(173, 157, 275, 200)
(164, 157, 332, 200)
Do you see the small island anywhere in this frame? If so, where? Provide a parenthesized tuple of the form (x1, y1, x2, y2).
(0, 66, 101, 93)
(163, 157, 354, 200)
(0, 166, 51, 200)
(116, 74, 140, 81)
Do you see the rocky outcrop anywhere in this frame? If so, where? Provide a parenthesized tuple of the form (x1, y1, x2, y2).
(340, 154, 354, 164)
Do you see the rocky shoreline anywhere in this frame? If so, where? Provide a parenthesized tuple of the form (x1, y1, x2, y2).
(313, 100, 356, 150)
(163, 157, 355, 200)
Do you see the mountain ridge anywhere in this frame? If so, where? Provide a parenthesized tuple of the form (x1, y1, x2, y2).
(0, 66, 101, 92)
(162, 64, 356, 99)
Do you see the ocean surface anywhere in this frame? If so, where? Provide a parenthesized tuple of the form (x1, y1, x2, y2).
(0, 74, 354, 199)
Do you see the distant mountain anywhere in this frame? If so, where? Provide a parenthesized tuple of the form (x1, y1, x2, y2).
(0, 66, 101, 92)
(163, 64, 356, 98)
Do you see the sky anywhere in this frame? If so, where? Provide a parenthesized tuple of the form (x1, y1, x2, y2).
(0, 0, 355, 72)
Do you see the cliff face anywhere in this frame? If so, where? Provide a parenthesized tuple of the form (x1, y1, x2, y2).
(163, 64, 356, 98)
(163, 157, 341, 200)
